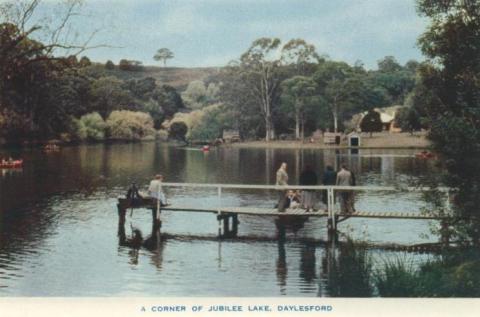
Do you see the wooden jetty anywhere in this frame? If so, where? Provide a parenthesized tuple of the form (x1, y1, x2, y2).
(117, 182, 454, 243)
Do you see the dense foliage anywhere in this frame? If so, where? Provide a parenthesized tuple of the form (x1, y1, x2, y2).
(360, 110, 383, 136)
(0, 1, 419, 145)
(413, 0, 480, 243)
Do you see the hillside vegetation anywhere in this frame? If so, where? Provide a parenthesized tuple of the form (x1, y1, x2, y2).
(94, 65, 220, 91)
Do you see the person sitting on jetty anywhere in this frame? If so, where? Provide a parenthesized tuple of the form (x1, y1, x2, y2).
(283, 190, 300, 209)
(148, 174, 168, 207)
(126, 182, 143, 206)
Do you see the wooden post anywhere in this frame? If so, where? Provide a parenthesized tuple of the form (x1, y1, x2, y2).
(232, 214, 239, 237)
(117, 211, 127, 246)
(327, 187, 337, 233)
(217, 186, 222, 237)
(441, 220, 450, 246)
(152, 207, 162, 232)
(275, 219, 286, 242)
(117, 203, 126, 227)
(223, 215, 230, 238)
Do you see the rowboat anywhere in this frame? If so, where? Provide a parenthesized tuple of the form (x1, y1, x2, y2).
(0, 160, 23, 168)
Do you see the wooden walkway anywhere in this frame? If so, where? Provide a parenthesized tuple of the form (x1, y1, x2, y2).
(117, 182, 454, 241)
(162, 205, 442, 220)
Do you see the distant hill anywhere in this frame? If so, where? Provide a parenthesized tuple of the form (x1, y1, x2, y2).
(90, 64, 222, 91)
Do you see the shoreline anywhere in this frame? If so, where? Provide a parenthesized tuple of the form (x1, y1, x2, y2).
(225, 132, 430, 150)
(225, 141, 429, 150)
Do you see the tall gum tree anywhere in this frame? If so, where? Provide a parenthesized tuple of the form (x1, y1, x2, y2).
(238, 38, 283, 141)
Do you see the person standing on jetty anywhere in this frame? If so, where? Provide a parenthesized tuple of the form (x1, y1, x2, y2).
(299, 165, 318, 212)
(336, 164, 354, 213)
(148, 174, 168, 207)
(322, 165, 337, 207)
(276, 162, 289, 212)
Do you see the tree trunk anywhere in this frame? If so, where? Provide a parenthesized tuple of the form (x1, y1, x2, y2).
(295, 110, 300, 140)
(265, 115, 273, 141)
(332, 96, 339, 133)
(333, 111, 338, 133)
(300, 113, 305, 141)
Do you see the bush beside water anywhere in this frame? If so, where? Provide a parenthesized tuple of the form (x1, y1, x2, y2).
(328, 241, 480, 297)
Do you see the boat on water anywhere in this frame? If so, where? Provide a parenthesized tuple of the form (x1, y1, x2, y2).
(44, 144, 60, 151)
(415, 151, 435, 159)
(0, 159, 23, 169)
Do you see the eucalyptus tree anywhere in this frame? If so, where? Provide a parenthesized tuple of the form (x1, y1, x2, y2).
(313, 61, 355, 132)
(236, 38, 285, 141)
(281, 38, 321, 76)
(220, 38, 322, 141)
(281, 76, 317, 139)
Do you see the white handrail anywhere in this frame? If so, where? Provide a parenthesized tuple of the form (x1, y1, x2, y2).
(160, 182, 451, 192)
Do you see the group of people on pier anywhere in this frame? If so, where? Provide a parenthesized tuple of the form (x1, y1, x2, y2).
(276, 162, 356, 213)
(134, 164, 356, 214)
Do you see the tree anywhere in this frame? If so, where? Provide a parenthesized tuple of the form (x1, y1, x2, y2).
(240, 38, 285, 141)
(76, 112, 106, 141)
(377, 56, 402, 73)
(119, 59, 144, 71)
(154, 48, 174, 67)
(395, 106, 422, 134)
(182, 80, 207, 109)
(313, 61, 358, 132)
(105, 60, 115, 70)
(90, 76, 133, 118)
(281, 76, 317, 139)
(190, 104, 227, 142)
(281, 38, 321, 76)
(415, 0, 480, 243)
(153, 85, 185, 118)
(106, 110, 155, 140)
(79, 56, 91, 67)
(169, 121, 188, 142)
(360, 110, 383, 136)
(0, 0, 106, 141)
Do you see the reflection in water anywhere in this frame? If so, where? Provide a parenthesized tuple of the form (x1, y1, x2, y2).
(118, 221, 165, 269)
(276, 241, 287, 295)
(322, 240, 373, 297)
(0, 144, 441, 296)
(300, 242, 316, 285)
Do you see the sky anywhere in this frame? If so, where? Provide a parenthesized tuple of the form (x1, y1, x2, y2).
(32, 0, 429, 69)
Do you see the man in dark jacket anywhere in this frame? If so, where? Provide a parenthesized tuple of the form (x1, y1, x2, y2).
(299, 165, 318, 211)
(322, 165, 337, 207)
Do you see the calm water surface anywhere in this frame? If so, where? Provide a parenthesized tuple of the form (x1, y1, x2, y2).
(0, 143, 438, 296)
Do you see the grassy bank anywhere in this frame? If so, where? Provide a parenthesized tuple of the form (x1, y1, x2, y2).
(227, 132, 430, 149)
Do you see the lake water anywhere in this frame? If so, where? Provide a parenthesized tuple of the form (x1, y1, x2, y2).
(0, 143, 439, 296)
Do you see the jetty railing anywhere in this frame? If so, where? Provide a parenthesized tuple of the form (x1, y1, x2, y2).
(159, 182, 451, 229)
(118, 182, 454, 242)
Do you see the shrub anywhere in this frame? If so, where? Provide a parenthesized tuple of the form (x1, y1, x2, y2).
(76, 112, 106, 141)
(374, 257, 418, 297)
(106, 110, 155, 141)
(105, 60, 115, 70)
(169, 122, 188, 141)
(190, 104, 225, 141)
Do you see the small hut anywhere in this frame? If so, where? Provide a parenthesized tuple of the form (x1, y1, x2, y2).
(348, 132, 361, 147)
(223, 129, 240, 143)
(324, 132, 341, 145)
